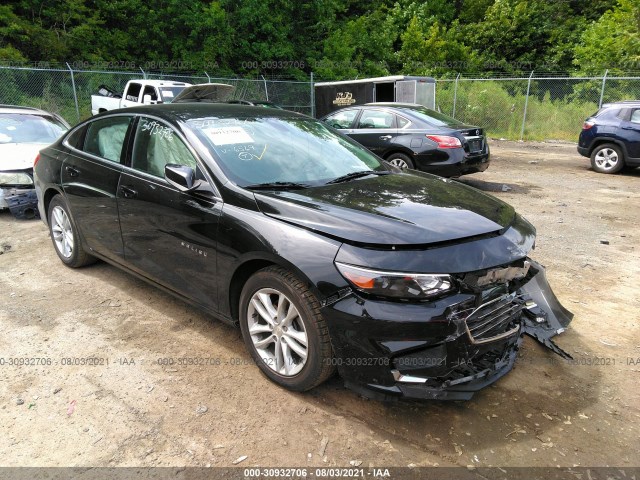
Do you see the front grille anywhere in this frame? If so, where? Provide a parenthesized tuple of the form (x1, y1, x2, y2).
(462, 293, 524, 344)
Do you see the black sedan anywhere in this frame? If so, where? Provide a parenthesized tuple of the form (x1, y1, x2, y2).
(35, 104, 571, 401)
(321, 103, 490, 177)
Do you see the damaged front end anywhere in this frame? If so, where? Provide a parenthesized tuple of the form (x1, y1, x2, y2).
(0, 169, 39, 219)
(325, 258, 573, 401)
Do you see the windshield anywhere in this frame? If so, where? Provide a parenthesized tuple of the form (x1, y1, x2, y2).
(0, 113, 67, 144)
(406, 107, 464, 127)
(187, 116, 385, 187)
(159, 87, 185, 103)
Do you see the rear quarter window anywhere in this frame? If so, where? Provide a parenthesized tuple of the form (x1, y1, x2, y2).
(82, 116, 133, 163)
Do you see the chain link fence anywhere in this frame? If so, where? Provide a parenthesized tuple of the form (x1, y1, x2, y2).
(0, 65, 314, 123)
(2, 65, 640, 142)
(435, 72, 640, 141)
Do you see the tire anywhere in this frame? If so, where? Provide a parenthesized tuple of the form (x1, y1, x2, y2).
(590, 143, 625, 174)
(239, 266, 335, 391)
(386, 152, 414, 170)
(48, 195, 96, 268)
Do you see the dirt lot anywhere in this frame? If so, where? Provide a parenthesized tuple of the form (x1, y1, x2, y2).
(0, 140, 638, 470)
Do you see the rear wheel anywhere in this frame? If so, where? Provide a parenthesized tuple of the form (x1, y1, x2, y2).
(48, 195, 95, 268)
(386, 152, 414, 170)
(590, 143, 625, 174)
(239, 266, 335, 391)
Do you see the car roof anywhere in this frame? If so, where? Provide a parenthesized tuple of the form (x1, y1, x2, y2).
(102, 103, 306, 122)
(601, 100, 640, 108)
(129, 80, 191, 87)
(365, 102, 424, 108)
(0, 104, 58, 116)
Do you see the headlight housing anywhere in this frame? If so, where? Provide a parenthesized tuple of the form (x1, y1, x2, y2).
(0, 172, 33, 186)
(335, 262, 454, 300)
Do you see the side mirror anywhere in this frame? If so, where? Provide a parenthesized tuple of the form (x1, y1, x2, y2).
(165, 164, 198, 191)
(143, 94, 156, 105)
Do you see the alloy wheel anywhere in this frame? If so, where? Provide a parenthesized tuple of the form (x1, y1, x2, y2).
(51, 205, 74, 258)
(246, 288, 308, 376)
(388, 157, 409, 169)
(594, 148, 619, 171)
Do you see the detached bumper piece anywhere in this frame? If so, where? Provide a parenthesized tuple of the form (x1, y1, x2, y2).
(332, 260, 573, 402)
(6, 190, 40, 220)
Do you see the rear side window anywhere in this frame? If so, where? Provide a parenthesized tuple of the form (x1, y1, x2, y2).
(83, 116, 133, 163)
(65, 125, 86, 149)
(594, 107, 621, 119)
(396, 115, 410, 128)
(357, 110, 394, 129)
(631, 110, 640, 124)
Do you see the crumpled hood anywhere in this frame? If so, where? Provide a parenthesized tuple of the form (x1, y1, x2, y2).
(0, 143, 43, 171)
(254, 172, 516, 246)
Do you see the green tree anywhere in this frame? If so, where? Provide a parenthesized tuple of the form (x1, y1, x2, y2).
(316, 9, 398, 79)
(574, 0, 640, 73)
(397, 16, 472, 76)
(468, 0, 577, 72)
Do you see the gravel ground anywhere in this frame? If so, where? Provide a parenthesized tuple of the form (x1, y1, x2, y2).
(0, 140, 638, 470)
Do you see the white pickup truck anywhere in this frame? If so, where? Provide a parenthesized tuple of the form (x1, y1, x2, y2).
(91, 79, 195, 114)
(91, 80, 236, 114)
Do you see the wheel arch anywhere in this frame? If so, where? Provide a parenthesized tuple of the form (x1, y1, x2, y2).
(43, 186, 64, 220)
(383, 148, 415, 160)
(588, 137, 629, 160)
(227, 253, 324, 325)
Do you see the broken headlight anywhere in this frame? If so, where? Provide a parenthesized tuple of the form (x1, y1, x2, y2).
(0, 172, 33, 186)
(335, 262, 454, 299)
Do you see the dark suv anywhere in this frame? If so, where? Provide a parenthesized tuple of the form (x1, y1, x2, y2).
(321, 103, 490, 177)
(578, 101, 640, 174)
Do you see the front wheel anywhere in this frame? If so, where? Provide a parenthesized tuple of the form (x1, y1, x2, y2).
(48, 195, 95, 268)
(591, 143, 625, 174)
(386, 152, 414, 170)
(239, 266, 335, 391)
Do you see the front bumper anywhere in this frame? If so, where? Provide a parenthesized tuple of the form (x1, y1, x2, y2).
(322, 261, 572, 401)
(0, 186, 39, 219)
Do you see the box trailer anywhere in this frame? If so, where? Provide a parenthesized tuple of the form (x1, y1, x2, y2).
(314, 75, 436, 118)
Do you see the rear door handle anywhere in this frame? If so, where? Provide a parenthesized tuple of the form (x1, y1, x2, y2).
(120, 185, 137, 199)
(379, 135, 392, 140)
(621, 125, 637, 130)
(65, 166, 79, 177)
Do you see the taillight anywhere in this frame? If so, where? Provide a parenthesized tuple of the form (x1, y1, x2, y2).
(426, 135, 462, 149)
(34, 153, 41, 167)
(583, 121, 595, 130)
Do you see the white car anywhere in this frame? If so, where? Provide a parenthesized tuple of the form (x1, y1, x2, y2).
(0, 105, 69, 217)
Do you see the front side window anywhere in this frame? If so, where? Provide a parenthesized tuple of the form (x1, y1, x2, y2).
(187, 116, 384, 187)
(83, 116, 132, 163)
(131, 117, 197, 177)
(324, 109, 358, 129)
(126, 83, 142, 102)
(357, 110, 394, 129)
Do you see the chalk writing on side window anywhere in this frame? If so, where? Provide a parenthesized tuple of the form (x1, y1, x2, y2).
(141, 121, 174, 141)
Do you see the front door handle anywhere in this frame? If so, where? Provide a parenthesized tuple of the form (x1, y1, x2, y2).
(120, 185, 138, 199)
(65, 166, 79, 177)
(379, 135, 392, 140)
